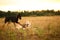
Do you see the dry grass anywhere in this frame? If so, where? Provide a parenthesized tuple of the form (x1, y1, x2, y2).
(0, 16, 60, 40)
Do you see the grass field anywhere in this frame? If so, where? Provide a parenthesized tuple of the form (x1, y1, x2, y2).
(0, 16, 60, 40)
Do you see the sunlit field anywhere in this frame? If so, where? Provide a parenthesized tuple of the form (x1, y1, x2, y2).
(0, 16, 60, 40)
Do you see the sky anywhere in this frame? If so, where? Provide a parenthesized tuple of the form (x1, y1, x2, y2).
(0, 0, 60, 11)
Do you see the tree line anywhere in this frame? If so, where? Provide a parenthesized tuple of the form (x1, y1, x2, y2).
(0, 10, 60, 17)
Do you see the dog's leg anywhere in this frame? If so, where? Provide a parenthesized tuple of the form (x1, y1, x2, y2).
(14, 23, 16, 27)
(6, 22, 10, 27)
(17, 22, 23, 26)
(2, 21, 8, 28)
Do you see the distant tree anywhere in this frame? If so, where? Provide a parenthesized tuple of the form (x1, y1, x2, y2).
(56, 10, 60, 15)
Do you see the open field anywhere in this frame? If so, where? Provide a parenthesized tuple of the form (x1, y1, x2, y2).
(0, 16, 60, 40)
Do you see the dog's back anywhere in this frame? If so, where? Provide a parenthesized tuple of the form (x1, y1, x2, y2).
(5, 16, 18, 23)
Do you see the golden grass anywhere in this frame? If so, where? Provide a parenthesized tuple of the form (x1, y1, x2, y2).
(20, 16, 60, 28)
(0, 16, 60, 40)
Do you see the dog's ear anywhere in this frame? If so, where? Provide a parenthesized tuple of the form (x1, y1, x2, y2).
(17, 13, 22, 19)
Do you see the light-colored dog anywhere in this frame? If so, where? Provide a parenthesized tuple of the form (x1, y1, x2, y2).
(16, 20, 31, 30)
(23, 20, 31, 28)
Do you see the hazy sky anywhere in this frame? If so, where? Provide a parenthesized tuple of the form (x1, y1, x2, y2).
(0, 0, 60, 11)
